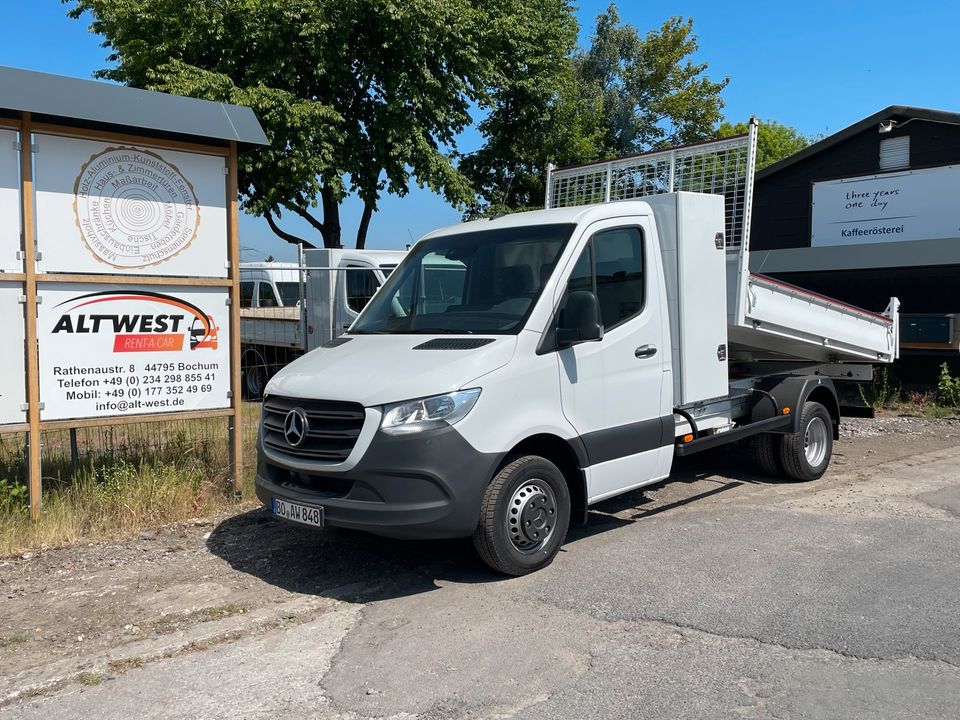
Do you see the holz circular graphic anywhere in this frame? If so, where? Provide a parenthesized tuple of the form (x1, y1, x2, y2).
(73, 146, 200, 269)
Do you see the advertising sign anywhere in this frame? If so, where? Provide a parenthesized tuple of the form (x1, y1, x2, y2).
(37, 284, 231, 421)
(0, 283, 25, 425)
(34, 134, 228, 277)
(812, 165, 960, 247)
(0, 128, 20, 273)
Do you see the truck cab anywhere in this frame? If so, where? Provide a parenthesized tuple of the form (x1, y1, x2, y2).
(239, 263, 302, 312)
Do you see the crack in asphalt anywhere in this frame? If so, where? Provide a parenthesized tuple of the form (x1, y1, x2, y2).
(524, 589, 960, 672)
(641, 615, 960, 670)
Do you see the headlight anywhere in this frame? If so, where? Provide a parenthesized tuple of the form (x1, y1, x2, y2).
(380, 389, 481, 435)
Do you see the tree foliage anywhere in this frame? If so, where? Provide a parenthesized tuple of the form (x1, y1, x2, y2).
(457, 1, 582, 217)
(66, 0, 562, 248)
(576, 7, 727, 156)
(462, 4, 728, 216)
(718, 119, 812, 170)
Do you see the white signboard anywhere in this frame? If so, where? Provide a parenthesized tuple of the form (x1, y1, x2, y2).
(37, 284, 231, 421)
(0, 128, 21, 273)
(34, 135, 228, 277)
(0, 283, 25, 425)
(812, 165, 960, 247)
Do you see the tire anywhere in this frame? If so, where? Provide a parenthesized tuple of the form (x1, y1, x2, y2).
(779, 401, 833, 481)
(242, 350, 268, 400)
(473, 455, 571, 576)
(754, 433, 783, 476)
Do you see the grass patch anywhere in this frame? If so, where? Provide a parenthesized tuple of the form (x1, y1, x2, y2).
(0, 459, 256, 557)
(79, 672, 101, 686)
(0, 403, 261, 557)
(149, 603, 248, 636)
(0, 633, 29, 649)
(193, 603, 247, 623)
(150, 616, 176, 635)
(859, 363, 960, 417)
(107, 657, 145, 674)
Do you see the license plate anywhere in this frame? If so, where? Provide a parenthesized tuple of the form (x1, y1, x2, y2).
(272, 498, 324, 528)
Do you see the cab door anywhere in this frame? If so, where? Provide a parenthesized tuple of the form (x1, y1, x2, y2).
(335, 262, 380, 334)
(555, 220, 670, 503)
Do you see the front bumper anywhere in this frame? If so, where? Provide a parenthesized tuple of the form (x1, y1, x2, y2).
(255, 425, 502, 539)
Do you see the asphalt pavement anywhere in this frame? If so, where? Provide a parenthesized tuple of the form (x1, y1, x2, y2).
(2, 423, 959, 719)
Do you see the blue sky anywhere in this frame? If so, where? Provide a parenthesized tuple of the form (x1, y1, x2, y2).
(0, 1, 957, 260)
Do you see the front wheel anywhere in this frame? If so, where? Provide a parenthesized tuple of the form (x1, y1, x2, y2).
(473, 455, 571, 576)
(779, 401, 833, 481)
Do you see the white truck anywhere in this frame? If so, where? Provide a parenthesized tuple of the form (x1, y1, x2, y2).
(255, 126, 899, 575)
(240, 248, 407, 398)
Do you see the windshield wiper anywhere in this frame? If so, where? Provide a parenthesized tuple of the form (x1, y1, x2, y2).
(408, 328, 475, 334)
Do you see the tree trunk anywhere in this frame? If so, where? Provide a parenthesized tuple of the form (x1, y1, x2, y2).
(265, 212, 315, 248)
(320, 186, 342, 248)
(355, 201, 373, 249)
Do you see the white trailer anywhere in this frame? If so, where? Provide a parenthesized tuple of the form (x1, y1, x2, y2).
(240, 248, 406, 397)
(254, 123, 900, 575)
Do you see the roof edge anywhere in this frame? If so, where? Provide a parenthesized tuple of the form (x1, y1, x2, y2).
(0, 65, 268, 148)
(756, 105, 960, 179)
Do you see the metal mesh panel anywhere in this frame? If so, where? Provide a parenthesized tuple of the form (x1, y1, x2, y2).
(548, 167, 608, 209)
(547, 124, 758, 251)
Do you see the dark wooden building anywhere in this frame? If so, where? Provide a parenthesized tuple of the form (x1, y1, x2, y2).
(748, 106, 960, 382)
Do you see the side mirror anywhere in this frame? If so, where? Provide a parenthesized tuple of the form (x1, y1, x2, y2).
(556, 290, 603, 348)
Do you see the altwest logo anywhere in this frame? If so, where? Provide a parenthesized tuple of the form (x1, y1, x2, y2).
(52, 290, 218, 353)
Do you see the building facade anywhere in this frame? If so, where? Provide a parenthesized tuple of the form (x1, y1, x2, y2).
(748, 106, 960, 382)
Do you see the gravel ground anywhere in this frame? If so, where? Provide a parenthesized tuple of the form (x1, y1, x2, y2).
(1, 414, 958, 719)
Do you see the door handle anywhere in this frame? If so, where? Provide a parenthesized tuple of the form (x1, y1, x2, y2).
(635, 345, 657, 359)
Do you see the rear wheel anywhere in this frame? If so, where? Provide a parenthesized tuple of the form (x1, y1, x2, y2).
(242, 349, 268, 400)
(754, 433, 783, 476)
(779, 401, 833, 481)
(473, 455, 571, 576)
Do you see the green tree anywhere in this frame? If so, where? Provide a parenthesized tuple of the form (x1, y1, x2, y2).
(462, 4, 728, 216)
(575, 6, 727, 156)
(67, 0, 566, 249)
(458, 1, 589, 217)
(718, 119, 812, 170)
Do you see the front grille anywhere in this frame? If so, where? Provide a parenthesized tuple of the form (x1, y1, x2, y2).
(262, 395, 365, 462)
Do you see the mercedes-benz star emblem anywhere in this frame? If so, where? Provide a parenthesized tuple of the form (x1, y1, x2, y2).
(283, 408, 309, 447)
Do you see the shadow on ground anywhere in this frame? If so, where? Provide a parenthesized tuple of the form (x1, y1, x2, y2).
(208, 444, 787, 601)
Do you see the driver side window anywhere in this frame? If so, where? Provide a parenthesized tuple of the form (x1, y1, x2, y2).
(560, 227, 645, 331)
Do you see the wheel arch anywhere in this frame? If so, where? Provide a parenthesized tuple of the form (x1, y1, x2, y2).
(805, 385, 840, 439)
(241, 344, 268, 367)
(506, 433, 588, 525)
(754, 375, 840, 440)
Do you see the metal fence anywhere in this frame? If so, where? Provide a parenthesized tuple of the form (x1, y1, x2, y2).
(0, 262, 390, 511)
(546, 120, 759, 251)
(239, 264, 384, 400)
(0, 409, 260, 505)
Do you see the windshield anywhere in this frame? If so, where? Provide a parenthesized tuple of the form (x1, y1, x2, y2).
(276, 282, 301, 307)
(352, 223, 575, 334)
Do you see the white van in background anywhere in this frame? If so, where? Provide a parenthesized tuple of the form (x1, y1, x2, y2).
(240, 249, 407, 398)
